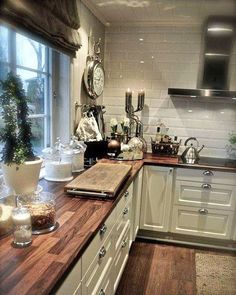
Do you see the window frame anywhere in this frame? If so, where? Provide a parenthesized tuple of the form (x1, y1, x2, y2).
(0, 25, 53, 154)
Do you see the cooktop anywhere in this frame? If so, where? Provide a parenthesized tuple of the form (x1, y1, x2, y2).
(179, 157, 236, 168)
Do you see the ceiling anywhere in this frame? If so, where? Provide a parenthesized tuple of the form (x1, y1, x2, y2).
(82, 0, 236, 27)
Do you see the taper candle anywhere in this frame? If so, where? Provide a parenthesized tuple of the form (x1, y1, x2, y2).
(138, 89, 145, 109)
(125, 88, 132, 113)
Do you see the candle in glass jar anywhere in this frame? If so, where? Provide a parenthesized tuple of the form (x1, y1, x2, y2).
(12, 207, 32, 247)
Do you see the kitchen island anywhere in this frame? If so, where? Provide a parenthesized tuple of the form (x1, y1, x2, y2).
(0, 154, 235, 295)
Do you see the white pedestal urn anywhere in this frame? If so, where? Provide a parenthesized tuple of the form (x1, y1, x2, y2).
(1, 157, 43, 195)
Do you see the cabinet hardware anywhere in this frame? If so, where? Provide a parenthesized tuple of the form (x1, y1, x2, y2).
(99, 246, 106, 259)
(201, 183, 211, 190)
(121, 239, 128, 248)
(99, 289, 105, 295)
(123, 207, 129, 215)
(124, 191, 129, 198)
(198, 208, 208, 215)
(99, 224, 107, 235)
(203, 170, 213, 176)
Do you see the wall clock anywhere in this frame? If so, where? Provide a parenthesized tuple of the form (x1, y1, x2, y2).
(84, 39, 105, 100)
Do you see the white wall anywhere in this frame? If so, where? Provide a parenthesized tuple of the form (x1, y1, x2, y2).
(71, 1, 105, 133)
(103, 24, 236, 158)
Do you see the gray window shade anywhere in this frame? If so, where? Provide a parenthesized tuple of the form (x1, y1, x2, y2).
(0, 0, 81, 57)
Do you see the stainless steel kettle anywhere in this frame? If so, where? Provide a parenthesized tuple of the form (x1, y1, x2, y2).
(181, 137, 204, 164)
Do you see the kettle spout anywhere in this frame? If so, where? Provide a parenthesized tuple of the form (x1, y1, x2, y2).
(198, 145, 204, 154)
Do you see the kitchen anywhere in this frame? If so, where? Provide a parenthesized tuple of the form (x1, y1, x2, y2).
(0, 0, 236, 295)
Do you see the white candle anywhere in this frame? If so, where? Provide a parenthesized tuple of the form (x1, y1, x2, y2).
(12, 210, 31, 226)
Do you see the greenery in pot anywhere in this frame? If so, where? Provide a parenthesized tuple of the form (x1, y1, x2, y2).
(0, 72, 35, 165)
(229, 132, 236, 146)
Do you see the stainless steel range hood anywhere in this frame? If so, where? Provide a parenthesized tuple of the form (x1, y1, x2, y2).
(168, 16, 236, 99)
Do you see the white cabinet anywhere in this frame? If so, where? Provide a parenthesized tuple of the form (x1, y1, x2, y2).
(131, 168, 143, 241)
(55, 259, 82, 295)
(81, 182, 133, 295)
(172, 168, 236, 240)
(233, 226, 236, 241)
(140, 166, 173, 232)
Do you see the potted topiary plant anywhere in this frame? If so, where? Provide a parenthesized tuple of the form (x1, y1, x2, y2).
(0, 72, 43, 195)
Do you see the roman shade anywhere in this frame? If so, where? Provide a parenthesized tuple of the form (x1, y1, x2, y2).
(0, 0, 81, 57)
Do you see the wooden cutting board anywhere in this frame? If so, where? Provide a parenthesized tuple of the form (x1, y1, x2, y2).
(65, 162, 132, 197)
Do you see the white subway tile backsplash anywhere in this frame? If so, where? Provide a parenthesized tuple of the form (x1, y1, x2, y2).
(103, 24, 236, 158)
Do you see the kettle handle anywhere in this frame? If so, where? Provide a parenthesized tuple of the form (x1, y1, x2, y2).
(184, 137, 199, 146)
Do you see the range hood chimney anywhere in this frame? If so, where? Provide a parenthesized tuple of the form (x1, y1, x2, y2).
(168, 16, 236, 99)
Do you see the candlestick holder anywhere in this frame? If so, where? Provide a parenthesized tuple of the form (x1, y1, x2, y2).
(125, 90, 145, 138)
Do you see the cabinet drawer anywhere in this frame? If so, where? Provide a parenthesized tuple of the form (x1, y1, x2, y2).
(95, 270, 113, 295)
(171, 205, 234, 239)
(176, 168, 236, 185)
(175, 180, 236, 211)
(116, 182, 133, 217)
(114, 201, 132, 252)
(82, 207, 116, 276)
(82, 234, 113, 295)
(113, 225, 130, 294)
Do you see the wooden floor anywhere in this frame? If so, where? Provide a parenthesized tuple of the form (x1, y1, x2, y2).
(116, 240, 234, 295)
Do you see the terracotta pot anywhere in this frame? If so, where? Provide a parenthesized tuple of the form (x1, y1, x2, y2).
(1, 157, 43, 195)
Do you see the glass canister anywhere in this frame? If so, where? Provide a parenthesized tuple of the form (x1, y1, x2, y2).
(44, 151, 73, 182)
(0, 177, 15, 237)
(69, 138, 87, 172)
(18, 192, 57, 234)
(72, 149, 85, 172)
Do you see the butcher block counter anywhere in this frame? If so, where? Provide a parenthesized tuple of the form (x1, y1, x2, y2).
(0, 154, 236, 295)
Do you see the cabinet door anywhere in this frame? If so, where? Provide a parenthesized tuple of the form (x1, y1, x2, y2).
(140, 166, 173, 232)
(132, 168, 143, 241)
(233, 225, 236, 241)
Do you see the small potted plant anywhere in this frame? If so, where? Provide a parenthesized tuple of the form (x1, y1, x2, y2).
(229, 132, 236, 146)
(0, 72, 43, 195)
(110, 117, 118, 138)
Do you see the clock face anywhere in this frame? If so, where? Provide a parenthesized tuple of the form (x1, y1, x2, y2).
(93, 64, 105, 97)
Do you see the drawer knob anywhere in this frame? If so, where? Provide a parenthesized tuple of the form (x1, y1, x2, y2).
(201, 183, 211, 190)
(203, 170, 213, 176)
(99, 289, 105, 295)
(124, 191, 129, 198)
(121, 239, 128, 248)
(123, 207, 129, 215)
(99, 224, 107, 235)
(99, 246, 106, 259)
(199, 208, 208, 215)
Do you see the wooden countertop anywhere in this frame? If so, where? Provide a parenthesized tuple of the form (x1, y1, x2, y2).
(0, 154, 235, 295)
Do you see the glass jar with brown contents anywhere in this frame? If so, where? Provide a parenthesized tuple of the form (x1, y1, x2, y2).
(18, 192, 57, 234)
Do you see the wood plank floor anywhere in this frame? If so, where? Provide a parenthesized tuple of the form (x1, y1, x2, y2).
(116, 240, 234, 295)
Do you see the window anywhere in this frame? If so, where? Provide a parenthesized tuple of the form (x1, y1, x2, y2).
(0, 24, 71, 155)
